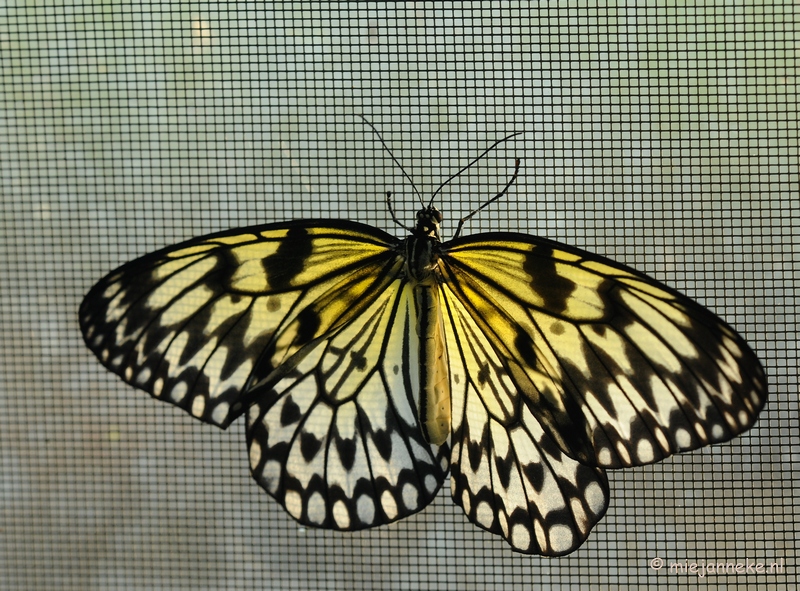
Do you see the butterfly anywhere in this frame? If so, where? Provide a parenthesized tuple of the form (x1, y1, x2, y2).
(79, 127, 766, 556)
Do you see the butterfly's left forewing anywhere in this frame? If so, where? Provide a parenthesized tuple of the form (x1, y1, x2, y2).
(439, 234, 766, 471)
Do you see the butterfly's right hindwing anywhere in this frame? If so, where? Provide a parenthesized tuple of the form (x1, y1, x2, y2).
(246, 281, 449, 530)
(79, 221, 402, 429)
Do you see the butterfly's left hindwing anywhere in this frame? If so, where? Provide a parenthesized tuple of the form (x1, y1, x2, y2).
(441, 283, 609, 555)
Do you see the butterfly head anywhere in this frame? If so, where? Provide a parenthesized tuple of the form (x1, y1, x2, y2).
(414, 205, 443, 241)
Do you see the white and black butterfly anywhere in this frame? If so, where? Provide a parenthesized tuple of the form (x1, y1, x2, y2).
(80, 127, 765, 555)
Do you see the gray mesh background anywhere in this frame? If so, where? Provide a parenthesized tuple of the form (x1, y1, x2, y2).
(1, 3, 797, 590)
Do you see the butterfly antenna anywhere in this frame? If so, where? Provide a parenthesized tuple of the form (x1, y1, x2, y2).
(428, 131, 523, 207)
(385, 191, 413, 232)
(357, 115, 424, 231)
(453, 158, 521, 239)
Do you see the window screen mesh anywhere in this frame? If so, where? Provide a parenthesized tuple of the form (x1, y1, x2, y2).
(1, 3, 797, 590)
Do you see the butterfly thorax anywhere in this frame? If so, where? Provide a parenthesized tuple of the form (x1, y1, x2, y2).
(403, 206, 443, 284)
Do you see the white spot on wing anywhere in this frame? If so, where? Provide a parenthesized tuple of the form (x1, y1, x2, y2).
(510, 523, 531, 552)
(332, 500, 350, 529)
(461, 488, 471, 514)
(569, 496, 588, 528)
(170, 381, 188, 404)
(654, 428, 669, 455)
(674, 427, 692, 449)
(636, 438, 654, 463)
(211, 401, 229, 425)
(584, 481, 605, 516)
(260, 460, 281, 494)
(614, 441, 632, 465)
(381, 490, 398, 520)
(247, 403, 261, 424)
(548, 523, 575, 554)
(101, 279, 121, 300)
(497, 510, 509, 536)
(306, 493, 326, 525)
(533, 519, 547, 551)
(191, 395, 205, 418)
(135, 366, 151, 385)
(424, 474, 438, 494)
(694, 421, 709, 443)
(401, 482, 419, 511)
(249, 439, 261, 468)
(475, 501, 494, 529)
(285, 490, 302, 519)
(357, 494, 376, 526)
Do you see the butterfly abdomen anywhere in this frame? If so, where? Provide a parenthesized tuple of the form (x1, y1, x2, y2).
(414, 280, 451, 445)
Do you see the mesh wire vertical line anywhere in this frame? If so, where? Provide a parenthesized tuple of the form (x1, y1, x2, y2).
(0, 2, 797, 590)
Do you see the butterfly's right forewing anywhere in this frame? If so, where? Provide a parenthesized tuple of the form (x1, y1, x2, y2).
(79, 221, 402, 429)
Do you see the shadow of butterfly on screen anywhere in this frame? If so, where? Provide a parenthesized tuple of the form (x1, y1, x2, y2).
(80, 122, 766, 556)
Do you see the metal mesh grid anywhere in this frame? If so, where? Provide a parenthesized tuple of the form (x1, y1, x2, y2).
(1, 2, 797, 590)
